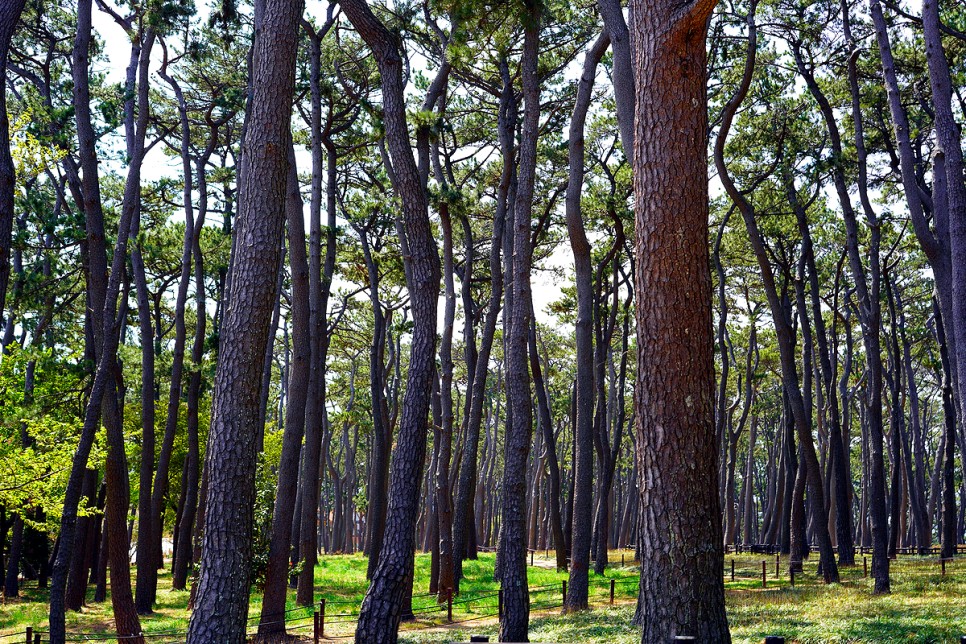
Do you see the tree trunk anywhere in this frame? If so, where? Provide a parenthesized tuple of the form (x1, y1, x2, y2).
(259, 146, 311, 633)
(340, 1, 441, 640)
(0, 0, 26, 321)
(565, 31, 608, 610)
(185, 0, 303, 638)
(629, 0, 730, 638)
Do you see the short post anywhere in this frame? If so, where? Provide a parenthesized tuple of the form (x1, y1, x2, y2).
(531, 550, 534, 567)
(498, 588, 503, 617)
(447, 592, 453, 622)
(621, 552, 625, 567)
(610, 578, 615, 604)
(562, 579, 567, 605)
(33, 634, 39, 644)
(25, 627, 32, 644)
(776, 554, 780, 578)
(863, 556, 868, 578)
(762, 560, 767, 588)
(731, 559, 735, 582)
(319, 598, 326, 638)
(470, 637, 490, 643)
(764, 637, 785, 644)
(313, 611, 320, 644)
(959, 636, 965, 644)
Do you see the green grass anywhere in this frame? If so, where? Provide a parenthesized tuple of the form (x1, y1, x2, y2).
(1, 552, 964, 642)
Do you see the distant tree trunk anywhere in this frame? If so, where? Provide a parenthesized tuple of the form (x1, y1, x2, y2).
(719, 7, 839, 584)
(436, 196, 456, 603)
(934, 298, 959, 559)
(788, 176, 854, 565)
(171, 126, 215, 591)
(794, 22, 888, 591)
(629, 0, 730, 638)
(742, 418, 758, 545)
(259, 146, 311, 633)
(65, 470, 97, 608)
(452, 65, 511, 589)
(565, 31, 608, 610)
(185, 0, 303, 638)
(49, 6, 150, 640)
(529, 311, 567, 572)
(296, 15, 338, 601)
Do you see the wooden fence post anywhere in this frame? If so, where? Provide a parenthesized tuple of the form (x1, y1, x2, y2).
(320, 598, 326, 638)
(25, 627, 32, 644)
(731, 559, 735, 582)
(313, 611, 319, 644)
(775, 554, 780, 578)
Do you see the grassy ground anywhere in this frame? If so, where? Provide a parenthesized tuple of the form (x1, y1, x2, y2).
(0, 551, 963, 642)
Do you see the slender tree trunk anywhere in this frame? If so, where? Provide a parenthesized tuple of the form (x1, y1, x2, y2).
(565, 31, 608, 609)
(340, 1, 441, 639)
(259, 146, 311, 633)
(0, 0, 26, 321)
(497, 5, 539, 639)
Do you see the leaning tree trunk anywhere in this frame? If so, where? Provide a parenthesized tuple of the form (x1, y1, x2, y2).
(629, 0, 730, 638)
(339, 1, 441, 640)
(565, 31, 608, 610)
(185, 0, 303, 639)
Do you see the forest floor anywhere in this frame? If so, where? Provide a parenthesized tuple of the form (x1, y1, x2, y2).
(0, 551, 963, 642)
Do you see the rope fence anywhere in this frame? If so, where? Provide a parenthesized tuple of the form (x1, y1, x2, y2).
(12, 553, 961, 642)
(12, 573, 638, 643)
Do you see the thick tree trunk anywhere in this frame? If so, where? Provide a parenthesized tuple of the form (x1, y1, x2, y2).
(185, 0, 303, 638)
(922, 0, 966, 451)
(629, 0, 730, 639)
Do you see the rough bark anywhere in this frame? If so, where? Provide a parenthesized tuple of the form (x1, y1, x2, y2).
(629, 0, 731, 638)
(498, 5, 539, 639)
(185, 0, 303, 638)
(339, 0, 441, 639)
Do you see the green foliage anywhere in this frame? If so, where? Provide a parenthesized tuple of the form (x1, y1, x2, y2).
(0, 347, 93, 529)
